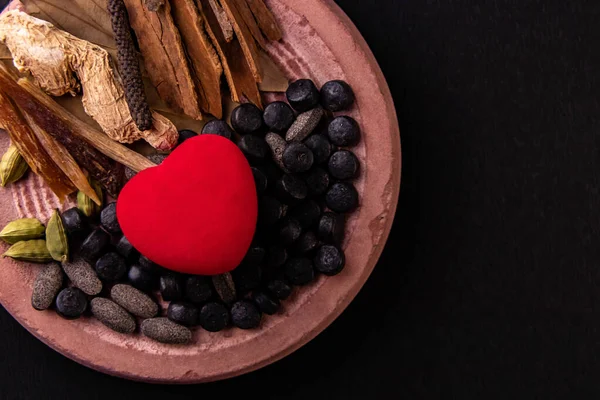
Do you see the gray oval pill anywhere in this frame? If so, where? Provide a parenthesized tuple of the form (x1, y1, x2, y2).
(285, 107, 324, 142)
(111, 284, 158, 318)
(141, 317, 192, 344)
(90, 297, 136, 334)
(62, 259, 102, 296)
(32, 263, 63, 310)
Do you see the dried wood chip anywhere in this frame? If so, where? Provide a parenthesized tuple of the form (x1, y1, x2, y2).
(245, 0, 282, 41)
(207, 0, 234, 42)
(233, 0, 267, 49)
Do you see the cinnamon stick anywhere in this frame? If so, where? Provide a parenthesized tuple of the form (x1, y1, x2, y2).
(245, 0, 282, 41)
(207, 0, 234, 42)
(232, 0, 267, 50)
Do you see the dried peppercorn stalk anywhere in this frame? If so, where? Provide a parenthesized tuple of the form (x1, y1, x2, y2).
(0, 10, 178, 151)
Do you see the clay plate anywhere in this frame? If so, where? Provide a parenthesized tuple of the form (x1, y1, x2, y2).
(0, 0, 400, 383)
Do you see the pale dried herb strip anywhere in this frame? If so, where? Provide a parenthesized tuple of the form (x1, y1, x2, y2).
(0, 218, 45, 245)
(0, 145, 28, 186)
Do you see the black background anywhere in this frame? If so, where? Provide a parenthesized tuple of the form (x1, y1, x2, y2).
(2, 0, 600, 398)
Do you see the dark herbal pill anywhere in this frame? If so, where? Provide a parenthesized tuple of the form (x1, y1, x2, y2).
(328, 150, 360, 180)
(327, 116, 360, 147)
(60, 207, 86, 236)
(304, 134, 332, 165)
(202, 120, 235, 140)
(111, 284, 159, 318)
(325, 182, 359, 213)
(138, 255, 162, 274)
(232, 263, 262, 293)
(90, 298, 136, 334)
(115, 235, 138, 261)
(275, 174, 307, 204)
(317, 212, 345, 245)
(258, 196, 285, 226)
(294, 231, 319, 255)
(283, 142, 314, 173)
(231, 103, 264, 135)
(100, 202, 120, 234)
(199, 302, 229, 332)
(79, 229, 110, 262)
(238, 134, 268, 165)
(128, 264, 158, 292)
(184, 276, 213, 304)
(263, 101, 295, 133)
(32, 263, 63, 311)
(289, 200, 321, 228)
(178, 129, 198, 145)
(160, 274, 183, 301)
(230, 300, 262, 329)
(266, 279, 292, 300)
(279, 218, 303, 246)
(320, 80, 355, 112)
(55, 287, 87, 319)
(242, 245, 266, 266)
(251, 167, 268, 195)
(212, 273, 237, 305)
(62, 259, 102, 296)
(304, 167, 330, 196)
(95, 252, 127, 281)
(141, 318, 192, 344)
(252, 291, 280, 315)
(286, 79, 320, 112)
(284, 258, 315, 285)
(267, 245, 288, 268)
(167, 302, 199, 327)
(314, 245, 346, 276)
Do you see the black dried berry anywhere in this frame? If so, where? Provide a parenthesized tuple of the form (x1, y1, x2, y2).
(275, 174, 307, 204)
(289, 200, 321, 228)
(232, 263, 263, 293)
(251, 167, 268, 195)
(304, 167, 330, 196)
(61, 208, 87, 236)
(242, 245, 266, 266)
(321, 80, 355, 112)
(286, 79, 320, 112)
(279, 218, 303, 246)
(199, 302, 229, 332)
(258, 196, 285, 226)
(184, 276, 213, 304)
(100, 203, 120, 234)
(266, 279, 292, 300)
(282, 143, 314, 173)
(178, 129, 198, 145)
(115, 235, 138, 262)
(159, 274, 183, 301)
(202, 120, 235, 140)
(55, 287, 87, 319)
(230, 300, 262, 329)
(267, 245, 288, 268)
(317, 212, 345, 245)
(127, 264, 158, 292)
(327, 116, 360, 147)
(252, 291, 280, 315)
(328, 150, 360, 180)
(284, 258, 315, 285)
(294, 231, 319, 255)
(167, 302, 199, 327)
(231, 103, 265, 135)
(326, 182, 359, 213)
(263, 101, 295, 132)
(304, 134, 332, 165)
(238, 134, 268, 165)
(79, 229, 110, 262)
(314, 245, 345, 276)
(95, 252, 127, 281)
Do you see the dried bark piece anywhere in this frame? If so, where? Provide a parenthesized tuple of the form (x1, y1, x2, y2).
(144, 0, 165, 11)
(123, 0, 203, 120)
(171, 0, 224, 118)
(0, 91, 75, 200)
(0, 11, 178, 150)
(207, 0, 234, 42)
(233, 0, 267, 49)
(201, 0, 262, 107)
(22, 112, 100, 205)
(219, 0, 262, 82)
(245, 0, 282, 41)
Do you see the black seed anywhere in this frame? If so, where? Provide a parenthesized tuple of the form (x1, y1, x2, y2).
(251, 167, 268, 195)
(100, 203, 120, 234)
(184, 276, 213, 304)
(231, 103, 265, 135)
(314, 245, 346, 276)
(320, 80, 355, 112)
(282, 142, 314, 173)
(115, 235, 138, 262)
(60, 208, 87, 236)
(286, 79, 320, 112)
(263, 101, 295, 132)
(167, 302, 199, 326)
(284, 258, 315, 285)
(252, 291, 280, 315)
(304, 134, 332, 165)
(266, 278, 292, 300)
(325, 182, 359, 213)
(294, 231, 319, 255)
(95, 252, 127, 281)
(159, 274, 183, 301)
(238, 134, 268, 165)
(230, 300, 262, 329)
(55, 287, 87, 319)
(242, 245, 266, 266)
(266, 245, 288, 268)
(178, 129, 197, 145)
(202, 120, 235, 140)
(232, 263, 262, 293)
(327, 116, 360, 147)
(275, 174, 307, 204)
(328, 150, 360, 180)
(199, 302, 230, 332)
(304, 167, 330, 196)
(317, 212, 346, 245)
(212, 273, 237, 304)
(258, 196, 285, 226)
(279, 218, 303, 246)
(289, 200, 321, 228)
(138, 255, 163, 274)
(79, 229, 110, 263)
(127, 264, 158, 292)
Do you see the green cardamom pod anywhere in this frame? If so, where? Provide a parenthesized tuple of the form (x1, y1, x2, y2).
(3, 239, 53, 263)
(0, 218, 45, 244)
(46, 209, 69, 263)
(0, 145, 29, 186)
(77, 178, 103, 217)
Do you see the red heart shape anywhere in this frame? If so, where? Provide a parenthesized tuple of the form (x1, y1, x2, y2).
(117, 135, 257, 275)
